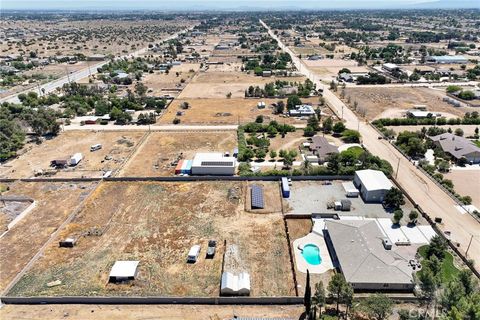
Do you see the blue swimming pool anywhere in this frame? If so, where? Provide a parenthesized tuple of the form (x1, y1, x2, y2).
(301, 244, 322, 265)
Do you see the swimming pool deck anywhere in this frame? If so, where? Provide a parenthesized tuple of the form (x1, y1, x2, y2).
(293, 232, 334, 274)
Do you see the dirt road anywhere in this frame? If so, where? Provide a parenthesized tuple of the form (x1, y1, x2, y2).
(260, 19, 480, 271)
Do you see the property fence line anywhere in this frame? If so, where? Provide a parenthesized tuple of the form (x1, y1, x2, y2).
(0, 296, 303, 305)
(0, 175, 354, 184)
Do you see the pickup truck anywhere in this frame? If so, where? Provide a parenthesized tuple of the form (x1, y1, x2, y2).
(206, 240, 217, 259)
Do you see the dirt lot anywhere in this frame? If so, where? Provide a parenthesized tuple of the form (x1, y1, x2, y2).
(178, 70, 306, 99)
(9, 181, 295, 297)
(286, 218, 334, 296)
(342, 87, 476, 120)
(159, 97, 323, 125)
(0, 181, 96, 292)
(304, 59, 364, 81)
(142, 63, 200, 97)
(245, 181, 283, 213)
(119, 131, 237, 176)
(0, 131, 145, 179)
(444, 169, 480, 209)
(0, 304, 304, 320)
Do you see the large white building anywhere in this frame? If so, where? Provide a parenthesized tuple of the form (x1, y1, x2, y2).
(191, 153, 236, 175)
(353, 169, 393, 203)
(289, 105, 315, 116)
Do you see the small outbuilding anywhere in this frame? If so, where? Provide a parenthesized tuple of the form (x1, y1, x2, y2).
(220, 272, 251, 296)
(342, 181, 359, 197)
(191, 153, 236, 175)
(353, 169, 393, 203)
(109, 261, 139, 283)
(59, 237, 77, 248)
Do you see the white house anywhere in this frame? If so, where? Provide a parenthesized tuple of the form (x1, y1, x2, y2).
(289, 105, 315, 116)
(191, 153, 236, 175)
(353, 169, 393, 203)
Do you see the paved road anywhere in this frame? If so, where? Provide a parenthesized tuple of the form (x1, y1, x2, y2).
(260, 19, 480, 271)
(0, 28, 194, 104)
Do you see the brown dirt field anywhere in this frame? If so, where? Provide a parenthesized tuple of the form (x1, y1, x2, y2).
(0, 181, 96, 292)
(142, 63, 200, 97)
(245, 181, 283, 213)
(0, 131, 145, 179)
(9, 181, 295, 297)
(342, 87, 476, 121)
(178, 70, 307, 99)
(286, 218, 334, 296)
(119, 131, 237, 177)
(0, 304, 304, 320)
(159, 97, 321, 125)
(444, 170, 480, 208)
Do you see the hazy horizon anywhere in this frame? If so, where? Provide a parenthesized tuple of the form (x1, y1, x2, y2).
(2, 0, 479, 10)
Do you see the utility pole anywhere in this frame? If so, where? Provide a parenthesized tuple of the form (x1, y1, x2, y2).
(465, 234, 474, 258)
(395, 156, 401, 179)
(65, 66, 71, 83)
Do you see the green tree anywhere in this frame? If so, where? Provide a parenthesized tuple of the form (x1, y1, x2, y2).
(328, 273, 348, 315)
(323, 117, 333, 133)
(303, 126, 315, 137)
(360, 294, 393, 320)
(255, 115, 264, 123)
(333, 122, 346, 134)
(312, 282, 326, 317)
(425, 235, 447, 260)
(393, 209, 404, 225)
(383, 188, 405, 209)
(307, 115, 320, 131)
(269, 150, 277, 160)
(409, 210, 419, 224)
(286, 95, 302, 110)
(304, 270, 312, 316)
(342, 129, 361, 143)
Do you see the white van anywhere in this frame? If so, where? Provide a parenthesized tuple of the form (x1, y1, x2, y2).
(187, 245, 201, 263)
(90, 144, 102, 152)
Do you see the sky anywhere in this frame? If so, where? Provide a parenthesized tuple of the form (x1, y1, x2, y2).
(2, 0, 479, 10)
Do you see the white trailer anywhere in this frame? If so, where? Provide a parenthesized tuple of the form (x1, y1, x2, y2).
(70, 153, 83, 166)
(187, 245, 201, 263)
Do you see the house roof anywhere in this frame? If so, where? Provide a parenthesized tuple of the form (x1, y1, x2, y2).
(311, 136, 339, 158)
(354, 169, 393, 191)
(109, 261, 139, 278)
(325, 220, 414, 285)
(430, 133, 480, 159)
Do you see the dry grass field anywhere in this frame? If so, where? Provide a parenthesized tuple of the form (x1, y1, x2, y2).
(142, 63, 200, 97)
(342, 87, 476, 120)
(119, 131, 238, 176)
(0, 131, 145, 179)
(0, 181, 96, 292)
(178, 69, 306, 99)
(159, 97, 322, 125)
(9, 181, 295, 297)
(444, 170, 480, 209)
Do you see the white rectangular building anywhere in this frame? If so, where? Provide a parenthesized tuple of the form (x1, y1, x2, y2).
(109, 261, 139, 283)
(353, 169, 393, 203)
(191, 153, 236, 175)
(220, 272, 251, 296)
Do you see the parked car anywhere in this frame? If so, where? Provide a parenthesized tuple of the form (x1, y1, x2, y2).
(206, 240, 217, 258)
(187, 245, 201, 263)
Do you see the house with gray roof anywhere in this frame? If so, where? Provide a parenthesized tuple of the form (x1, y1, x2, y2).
(430, 133, 480, 164)
(324, 219, 415, 291)
(309, 136, 338, 162)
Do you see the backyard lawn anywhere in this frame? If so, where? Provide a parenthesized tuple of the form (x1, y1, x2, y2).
(418, 246, 459, 283)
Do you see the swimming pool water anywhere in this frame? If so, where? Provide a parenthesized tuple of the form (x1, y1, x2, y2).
(301, 244, 322, 265)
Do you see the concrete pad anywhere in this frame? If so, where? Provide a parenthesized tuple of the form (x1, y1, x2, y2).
(376, 218, 409, 244)
(400, 225, 429, 244)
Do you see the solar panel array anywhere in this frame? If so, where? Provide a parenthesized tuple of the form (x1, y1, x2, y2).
(251, 185, 264, 209)
(201, 161, 233, 166)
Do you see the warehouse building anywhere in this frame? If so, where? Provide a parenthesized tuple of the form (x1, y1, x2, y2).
(426, 55, 468, 64)
(353, 169, 393, 203)
(191, 153, 236, 175)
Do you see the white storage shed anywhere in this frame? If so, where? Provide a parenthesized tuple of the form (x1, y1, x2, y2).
(353, 169, 393, 203)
